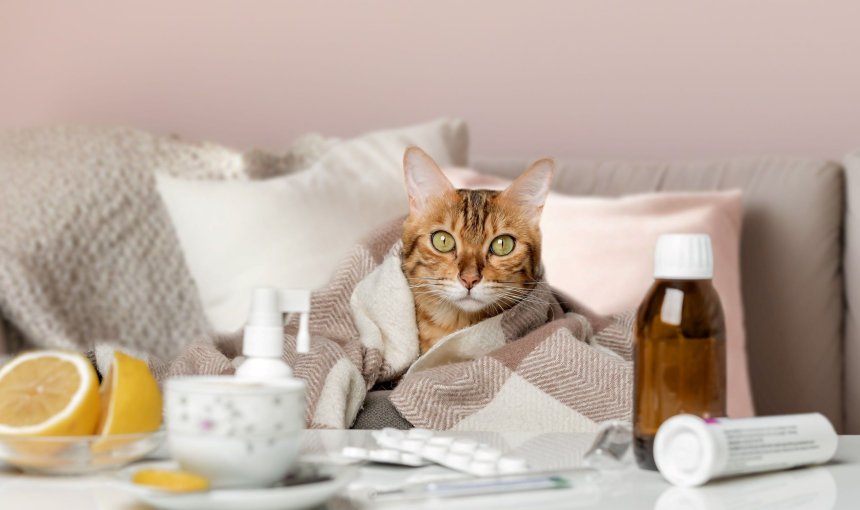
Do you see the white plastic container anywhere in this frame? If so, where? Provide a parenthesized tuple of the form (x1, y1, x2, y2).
(654, 413, 837, 487)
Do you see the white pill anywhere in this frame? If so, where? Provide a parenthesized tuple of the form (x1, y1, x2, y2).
(445, 452, 473, 470)
(422, 443, 448, 458)
(369, 449, 401, 463)
(341, 447, 368, 459)
(401, 438, 425, 453)
(473, 447, 502, 462)
(450, 439, 479, 453)
(380, 428, 406, 440)
(428, 436, 455, 446)
(408, 428, 434, 440)
(372, 437, 399, 449)
(468, 460, 498, 476)
(400, 453, 424, 465)
(497, 456, 529, 474)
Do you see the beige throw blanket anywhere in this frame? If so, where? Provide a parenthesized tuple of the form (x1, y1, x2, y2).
(0, 127, 214, 362)
(0, 125, 332, 362)
(165, 219, 634, 431)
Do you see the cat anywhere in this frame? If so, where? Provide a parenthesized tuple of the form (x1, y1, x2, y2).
(400, 146, 554, 353)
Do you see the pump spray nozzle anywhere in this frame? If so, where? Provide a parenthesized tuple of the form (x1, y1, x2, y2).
(235, 287, 311, 379)
(277, 289, 310, 354)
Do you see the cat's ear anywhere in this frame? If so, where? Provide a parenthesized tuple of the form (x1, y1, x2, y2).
(403, 146, 455, 214)
(500, 158, 555, 222)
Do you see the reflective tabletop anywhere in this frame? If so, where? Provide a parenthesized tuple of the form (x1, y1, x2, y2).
(1, 430, 858, 509)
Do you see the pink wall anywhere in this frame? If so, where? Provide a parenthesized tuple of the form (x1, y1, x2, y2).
(3, 0, 859, 160)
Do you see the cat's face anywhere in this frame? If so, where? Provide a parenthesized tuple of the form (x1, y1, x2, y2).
(401, 147, 554, 314)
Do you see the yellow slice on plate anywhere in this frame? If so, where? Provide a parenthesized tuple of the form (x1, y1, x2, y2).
(92, 351, 162, 455)
(133, 468, 210, 493)
(0, 350, 100, 436)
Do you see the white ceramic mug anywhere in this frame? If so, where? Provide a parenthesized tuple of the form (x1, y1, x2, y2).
(164, 376, 306, 488)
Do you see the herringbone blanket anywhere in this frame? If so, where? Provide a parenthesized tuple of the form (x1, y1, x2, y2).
(162, 219, 634, 431)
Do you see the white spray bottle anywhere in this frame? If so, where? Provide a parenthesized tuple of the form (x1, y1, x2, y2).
(235, 287, 310, 379)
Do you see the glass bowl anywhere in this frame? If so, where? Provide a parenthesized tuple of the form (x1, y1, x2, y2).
(0, 431, 165, 475)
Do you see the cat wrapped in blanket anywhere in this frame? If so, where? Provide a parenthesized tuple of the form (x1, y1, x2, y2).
(400, 146, 555, 353)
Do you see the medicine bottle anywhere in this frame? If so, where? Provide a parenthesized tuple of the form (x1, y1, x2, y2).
(634, 234, 726, 470)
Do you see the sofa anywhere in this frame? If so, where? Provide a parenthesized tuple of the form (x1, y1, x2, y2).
(1, 125, 856, 432)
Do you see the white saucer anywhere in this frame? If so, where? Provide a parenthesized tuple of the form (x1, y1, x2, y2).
(117, 461, 357, 510)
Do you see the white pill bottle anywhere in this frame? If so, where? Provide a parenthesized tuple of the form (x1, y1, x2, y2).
(654, 413, 838, 487)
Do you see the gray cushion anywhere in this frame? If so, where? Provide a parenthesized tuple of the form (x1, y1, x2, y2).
(352, 390, 411, 430)
(474, 158, 845, 431)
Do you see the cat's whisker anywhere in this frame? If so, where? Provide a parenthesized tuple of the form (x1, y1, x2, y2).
(486, 284, 535, 293)
(516, 301, 555, 316)
(491, 290, 534, 299)
(494, 298, 519, 312)
(413, 289, 447, 296)
(509, 302, 546, 318)
(408, 283, 447, 291)
(491, 286, 552, 298)
(513, 295, 556, 307)
(491, 301, 505, 316)
(511, 295, 555, 304)
(410, 290, 444, 298)
(493, 284, 540, 291)
(490, 284, 583, 308)
(491, 290, 549, 309)
(497, 290, 529, 299)
(408, 286, 447, 292)
(492, 290, 539, 301)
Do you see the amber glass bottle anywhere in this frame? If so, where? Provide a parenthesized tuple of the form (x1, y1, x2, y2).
(634, 234, 726, 470)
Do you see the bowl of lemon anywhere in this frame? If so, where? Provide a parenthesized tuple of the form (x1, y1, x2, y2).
(0, 349, 164, 474)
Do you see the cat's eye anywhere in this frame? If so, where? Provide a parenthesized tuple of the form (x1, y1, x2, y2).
(431, 231, 456, 253)
(490, 235, 516, 256)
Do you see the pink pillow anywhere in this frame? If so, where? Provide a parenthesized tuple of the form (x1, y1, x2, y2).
(445, 168, 753, 418)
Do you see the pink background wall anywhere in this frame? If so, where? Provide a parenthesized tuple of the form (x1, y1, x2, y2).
(3, 0, 859, 160)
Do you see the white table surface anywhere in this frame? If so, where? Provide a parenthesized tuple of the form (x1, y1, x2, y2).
(1, 430, 858, 509)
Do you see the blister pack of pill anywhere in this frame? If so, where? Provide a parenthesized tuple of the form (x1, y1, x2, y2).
(365, 428, 530, 477)
(340, 445, 431, 467)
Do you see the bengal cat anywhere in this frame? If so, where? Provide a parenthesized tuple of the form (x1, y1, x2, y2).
(400, 146, 554, 353)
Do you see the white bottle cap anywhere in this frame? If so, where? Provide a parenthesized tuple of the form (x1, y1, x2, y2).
(654, 414, 720, 487)
(654, 234, 714, 280)
(243, 287, 285, 359)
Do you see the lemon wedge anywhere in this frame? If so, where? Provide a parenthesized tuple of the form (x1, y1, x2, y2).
(96, 351, 162, 435)
(0, 351, 100, 436)
(133, 469, 210, 492)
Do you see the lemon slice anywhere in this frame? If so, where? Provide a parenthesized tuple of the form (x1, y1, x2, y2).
(133, 469, 210, 493)
(0, 351, 100, 436)
(96, 351, 162, 435)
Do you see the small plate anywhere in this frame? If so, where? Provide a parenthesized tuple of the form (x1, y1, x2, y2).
(118, 461, 357, 510)
(0, 431, 165, 475)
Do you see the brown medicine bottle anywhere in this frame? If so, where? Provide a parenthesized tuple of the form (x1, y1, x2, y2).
(634, 234, 726, 470)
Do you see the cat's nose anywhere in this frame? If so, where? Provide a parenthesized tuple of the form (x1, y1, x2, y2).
(459, 273, 481, 290)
